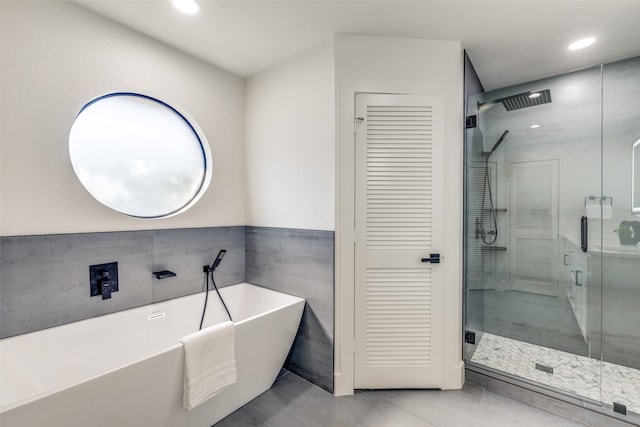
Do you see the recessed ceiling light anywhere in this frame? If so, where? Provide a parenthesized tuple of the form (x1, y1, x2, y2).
(528, 92, 541, 99)
(173, 0, 200, 14)
(568, 37, 596, 51)
(530, 124, 540, 129)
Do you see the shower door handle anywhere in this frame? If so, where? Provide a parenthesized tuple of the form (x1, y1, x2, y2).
(421, 253, 440, 264)
(581, 216, 588, 253)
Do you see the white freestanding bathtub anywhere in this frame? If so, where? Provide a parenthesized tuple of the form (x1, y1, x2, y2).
(0, 283, 304, 427)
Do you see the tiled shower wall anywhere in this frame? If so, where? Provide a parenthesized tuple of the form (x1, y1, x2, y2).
(0, 226, 335, 392)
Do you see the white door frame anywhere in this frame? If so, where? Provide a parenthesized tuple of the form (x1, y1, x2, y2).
(335, 79, 464, 395)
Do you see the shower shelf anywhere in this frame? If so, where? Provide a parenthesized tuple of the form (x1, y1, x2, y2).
(481, 246, 508, 251)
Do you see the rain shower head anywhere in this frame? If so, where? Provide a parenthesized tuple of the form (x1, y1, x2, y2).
(479, 89, 552, 111)
(483, 130, 509, 157)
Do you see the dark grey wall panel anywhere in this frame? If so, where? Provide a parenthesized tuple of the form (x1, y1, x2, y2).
(1, 225, 333, 394)
(0, 231, 153, 338)
(245, 226, 334, 393)
(0, 227, 245, 338)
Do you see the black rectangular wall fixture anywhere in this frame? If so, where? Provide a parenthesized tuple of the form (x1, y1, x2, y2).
(89, 262, 119, 298)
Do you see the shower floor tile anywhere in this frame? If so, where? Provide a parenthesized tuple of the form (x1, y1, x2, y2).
(471, 333, 640, 415)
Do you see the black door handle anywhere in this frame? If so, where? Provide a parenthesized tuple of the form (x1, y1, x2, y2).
(581, 216, 588, 252)
(421, 253, 440, 263)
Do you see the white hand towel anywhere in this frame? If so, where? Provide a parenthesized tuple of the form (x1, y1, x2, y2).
(585, 203, 613, 219)
(585, 204, 600, 218)
(180, 321, 237, 411)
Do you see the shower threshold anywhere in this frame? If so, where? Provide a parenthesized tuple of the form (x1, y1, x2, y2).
(470, 333, 640, 416)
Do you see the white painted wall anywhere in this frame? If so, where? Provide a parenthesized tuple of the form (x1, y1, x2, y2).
(2, 4, 465, 396)
(245, 37, 335, 231)
(0, 2, 245, 236)
(334, 35, 464, 394)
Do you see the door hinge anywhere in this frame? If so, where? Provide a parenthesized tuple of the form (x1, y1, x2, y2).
(464, 331, 476, 344)
(465, 115, 477, 129)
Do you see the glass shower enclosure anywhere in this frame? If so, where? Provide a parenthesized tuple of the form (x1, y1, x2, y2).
(464, 55, 640, 422)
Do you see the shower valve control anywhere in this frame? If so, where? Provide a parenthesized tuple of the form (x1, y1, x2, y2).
(89, 262, 119, 300)
(421, 253, 440, 264)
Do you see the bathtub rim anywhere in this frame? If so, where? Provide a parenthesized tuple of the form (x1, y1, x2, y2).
(0, 282, 305, 413)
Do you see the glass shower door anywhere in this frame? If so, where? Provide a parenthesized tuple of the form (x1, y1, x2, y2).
(464, 65, 605, 407)
(601, 56, 640, 421)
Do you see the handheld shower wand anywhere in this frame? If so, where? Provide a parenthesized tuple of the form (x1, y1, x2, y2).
(200, 249, 232, 330)
(483, 130, 509, 157)
(207, 249, 226, 272)
(479, 130, 509, 245)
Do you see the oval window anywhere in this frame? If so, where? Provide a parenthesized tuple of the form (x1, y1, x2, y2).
(69, 93, 212, 218)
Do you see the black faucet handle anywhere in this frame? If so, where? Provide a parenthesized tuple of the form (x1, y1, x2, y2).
(102, 280, 112, 300)
(101, 270, 111, 299)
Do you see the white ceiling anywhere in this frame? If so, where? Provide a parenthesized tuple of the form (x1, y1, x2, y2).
(75, 0, 640, 91)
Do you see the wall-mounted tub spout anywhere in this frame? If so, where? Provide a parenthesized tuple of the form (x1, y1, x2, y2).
(153, 270, 176, 280)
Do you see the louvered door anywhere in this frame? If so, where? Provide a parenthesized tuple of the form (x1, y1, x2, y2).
(354, 93, 444, 389)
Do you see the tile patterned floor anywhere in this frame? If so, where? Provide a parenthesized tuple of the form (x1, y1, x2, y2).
(215, 370, 590, 426)
(471, 333, 640, 416)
